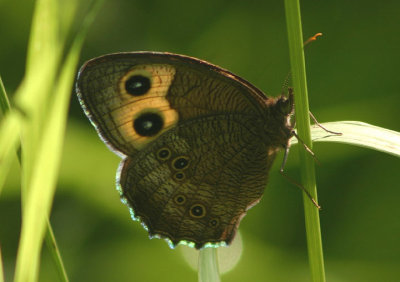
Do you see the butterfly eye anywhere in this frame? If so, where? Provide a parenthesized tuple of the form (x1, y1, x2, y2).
(133, 112, 163, 136)
(125, 75, 151, 96)
(190, 204, 206, 218)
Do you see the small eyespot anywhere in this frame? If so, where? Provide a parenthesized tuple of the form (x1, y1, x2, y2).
(174, 195, 186, 205)
(172, 156, 190, 170)
(125, 75, 151, 96)
(157, 148, 171, 161)
(133, 112, 163, 136)
(209, 218, 219, 227)
(173, 172, 185, 181)
(189, 204, 206, 218)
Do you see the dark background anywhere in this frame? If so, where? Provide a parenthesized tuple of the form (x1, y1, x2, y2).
(1, 0, 399, 281)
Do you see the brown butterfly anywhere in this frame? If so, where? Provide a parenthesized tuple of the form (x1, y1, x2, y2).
(76, 52, 294, 249)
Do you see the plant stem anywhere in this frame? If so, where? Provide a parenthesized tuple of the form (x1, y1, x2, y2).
(198, 248, 220, 282)
(284, 0, 326, 281)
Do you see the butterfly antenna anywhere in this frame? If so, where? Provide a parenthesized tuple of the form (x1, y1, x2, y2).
(304, 33, 323, 47)
(281, 72, 292, 95)
(282, 33, 322, 94)
(280, 145, 321, 210)
(309, 111, 343, 135)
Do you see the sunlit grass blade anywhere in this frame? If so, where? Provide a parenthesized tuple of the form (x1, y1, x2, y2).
(14, 73, 68, 281)
(284, 0, 326, 281)
(0, 113, 21, 196)
(18, 0, 60, 206)
(1, 63, 70, 282)
(40, 19, 100, 279)
(293, 121, 400, 157)
(38, 38, 89, 281)
(13, 0, 63, 279)
(0, 89, 70, 281)
(24, 0, 59, 79)
(198, 248, 220, 282)
(0, 247, 4, 282)
(14, 38, 77, 282)
(0, 77, 22, 196)
(0, 76, 11, 117)
(13, 0, 104, 280)
(0, 76, 21, 195)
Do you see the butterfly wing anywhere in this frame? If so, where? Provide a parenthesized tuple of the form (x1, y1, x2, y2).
(77, 52, 284, 248)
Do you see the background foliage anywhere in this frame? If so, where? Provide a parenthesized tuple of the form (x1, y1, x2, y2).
(1, 0, 399, 281)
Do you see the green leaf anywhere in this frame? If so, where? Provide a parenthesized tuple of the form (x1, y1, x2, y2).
(291, 121, 400, 157)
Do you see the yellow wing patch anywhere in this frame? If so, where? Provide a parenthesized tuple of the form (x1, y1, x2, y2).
(108, 64, 179, 149)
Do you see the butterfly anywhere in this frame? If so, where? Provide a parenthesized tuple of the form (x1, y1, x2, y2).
(76, 52, 295, 249)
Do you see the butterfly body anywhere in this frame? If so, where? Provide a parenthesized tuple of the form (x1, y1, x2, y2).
(76, 52, 293, 249)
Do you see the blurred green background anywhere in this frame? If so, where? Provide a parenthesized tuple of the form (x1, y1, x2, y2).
(1, 0, 399, 281)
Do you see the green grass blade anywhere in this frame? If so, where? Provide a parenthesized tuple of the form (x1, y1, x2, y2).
(13, 0, 62, 279)
(14, 38, 79, 282)
(0, 86, 71, 282)
(0, 113, 21, 196)
(44, 221, 69, 282)
(0, 76, 21, 195)
(198, 248, 220, 282)
(290, 121, 400, 157)
(1, 71, 70, 282)
(0, 76, 11, 117)
(0, 247, 4, 282)
(24, 0, 60, 79)
(284, 1, 326, 281)
(40, 13, 101, 278)
(18, 0, 60, 207)
(13, 0, 104, 280)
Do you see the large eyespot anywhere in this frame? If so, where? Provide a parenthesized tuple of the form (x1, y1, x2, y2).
(190, 204, 206, 218)
(125, 75, 151, 96)
(173, 172, 185, 181)
(156, 147, 171, 161)
(174, 194, 186, 205)
(172, 156, 190, 170)
(133, 112, 163, 136)
(209, 218, 219, 227)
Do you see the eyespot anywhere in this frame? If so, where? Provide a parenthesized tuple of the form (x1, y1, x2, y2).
(189, 204, 206, 218)
(173, 172, 185, 181)
(209, 218, 219, 227)
(172, 156, 190, 170)
(157, 147, 171, 161)
(125, 75, 151, 96)
(174, 195, 186, 205)
(133, 112, 163, 136)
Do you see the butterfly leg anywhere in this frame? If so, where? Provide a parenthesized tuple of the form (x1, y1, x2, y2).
(279, 144, 321, 210)
(291, 131, 320, 165)
(309, 111, 342, 136)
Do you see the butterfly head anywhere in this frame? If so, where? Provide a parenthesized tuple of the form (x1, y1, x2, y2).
(262, 90, 294, 148)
